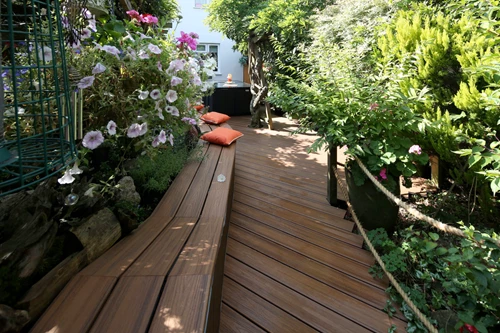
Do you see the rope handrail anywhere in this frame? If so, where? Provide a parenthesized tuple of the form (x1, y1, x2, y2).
(331, 165, 439, 333)
(353, 156, 500, 248)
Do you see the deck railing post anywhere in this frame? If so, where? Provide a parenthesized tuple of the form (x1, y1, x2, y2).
(327, 145, 338, 207)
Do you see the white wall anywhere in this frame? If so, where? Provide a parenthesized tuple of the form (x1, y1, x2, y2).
(174, 0, 244, 82)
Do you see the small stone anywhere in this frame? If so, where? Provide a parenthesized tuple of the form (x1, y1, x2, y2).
(116, 176, 141, 205)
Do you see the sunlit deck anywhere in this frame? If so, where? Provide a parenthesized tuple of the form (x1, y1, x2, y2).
(220, 116, 406, 332)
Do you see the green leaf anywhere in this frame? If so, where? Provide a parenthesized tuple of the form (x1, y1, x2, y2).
(468, 154, 482, 167)
(428, 232, 439, 241)
(491, 178, 500, 195)
(381, 152, 397, 164)
(424, 241, 438, 252)
(435, 247, 447, 255)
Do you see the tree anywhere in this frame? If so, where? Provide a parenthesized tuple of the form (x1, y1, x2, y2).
(207, 0, 332, 128)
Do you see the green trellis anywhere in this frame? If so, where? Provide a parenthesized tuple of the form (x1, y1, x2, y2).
(0, 0, 76, 196)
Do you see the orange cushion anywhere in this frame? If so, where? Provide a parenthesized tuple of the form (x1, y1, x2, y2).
(200, 127, 243, 146)
(200, 112, 230, 125)
(194, 105, 204, 111)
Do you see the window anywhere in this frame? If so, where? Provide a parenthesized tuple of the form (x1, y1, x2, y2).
(196, 43, 219, 72)
(194, 0, 210, 8)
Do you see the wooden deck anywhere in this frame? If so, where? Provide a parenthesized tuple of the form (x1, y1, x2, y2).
(221, 116, 406, 333)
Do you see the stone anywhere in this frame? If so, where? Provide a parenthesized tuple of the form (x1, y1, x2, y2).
(0, 304, 29, 333)
(70, 208, 121, 262)
(115, 205, 139, 235)
(431, 309, 459, 333)
(17, 251, 88, 323)
(116, 176, 141, 205)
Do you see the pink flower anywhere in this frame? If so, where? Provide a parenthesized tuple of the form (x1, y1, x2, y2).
(77, 76, 95, 89)
(409, 145, 422, 155)
(140, 14, 158, 25)
(82, 130, 104, 150)
(189, 32, 199, 39)
(176, 31, 198, 50)
(126, 10, 141, 20)
(158, 130, 167, 143)
(166, 106, 179, 117)
(148, 43, 162, 54)
(166, 90, 178, 103)
(379, 168, 388, 180)
(107, 120, 117, 135)
(168, 59, 186, 73)
(127, 123, 141, 138)
(182, 117, 197, 125)
(369, 103, 379, 110)
(171, 76, 183, 86)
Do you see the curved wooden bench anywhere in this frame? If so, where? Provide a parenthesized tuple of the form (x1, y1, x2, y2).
(31, 123, 236, 333)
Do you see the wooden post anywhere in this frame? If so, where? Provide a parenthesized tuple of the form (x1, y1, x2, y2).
(327, 146, 338, 206)
(429, 155, 441, 189)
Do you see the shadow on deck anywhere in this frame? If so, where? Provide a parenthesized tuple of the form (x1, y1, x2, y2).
(221, 116, 406, 332)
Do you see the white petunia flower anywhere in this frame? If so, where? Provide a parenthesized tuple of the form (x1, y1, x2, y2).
(92, 63, 106, 74)
(70, 162, 83, 175)
(166, 90, 178, 103)
(107, 120, 117, 135)
(150, 89, 161, 100)
(39, 46, 53, 62)
(58, 169, 75, 185)
(148, 43, 162, 55)
(138, 90, 149, 100)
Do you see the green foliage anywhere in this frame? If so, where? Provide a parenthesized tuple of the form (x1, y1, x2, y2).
(126, 0, 180, 22)
(368, 226, 500, 332)
(128, 142, 193, 196)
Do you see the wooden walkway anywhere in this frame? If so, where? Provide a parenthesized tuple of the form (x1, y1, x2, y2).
(220, 116, 406, 333)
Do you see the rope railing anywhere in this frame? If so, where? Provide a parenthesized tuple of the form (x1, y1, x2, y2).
(353, 156, 500, 248)
(331, 165, 439, 333)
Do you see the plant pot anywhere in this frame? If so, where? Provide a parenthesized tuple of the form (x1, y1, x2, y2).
(346, 168, 400, 234)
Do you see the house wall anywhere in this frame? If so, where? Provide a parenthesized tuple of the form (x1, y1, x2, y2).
(174, 0, 244, 82)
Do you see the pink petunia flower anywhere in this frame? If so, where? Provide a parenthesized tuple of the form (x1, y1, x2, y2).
(127, 123, 141, 138)
(166, 106, 179, 117)
(126, 10, 141, 20)
(171, 76, 183, 86)
(82, 130, 104, 150)
(408, 145, 422, 155)
(150, 89, 161, 100)
(148, 43, 162, 54)
(141, 14, 158, 25)
(92, 63, 106, 74)
(379, 168, 388, 180)
(107, 120, 117, 135)
(158, 130, 167, 144)
(166, 90, 178, 103)
(77, 76, 95, 89)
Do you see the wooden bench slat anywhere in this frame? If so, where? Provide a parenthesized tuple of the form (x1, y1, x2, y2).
(175, 144, 223, 218)
(149, 274, 211, 333)
(79, 145, 210, 277)
(123, 217, 198, 277)
(169, 216, 225, 277)
(31, 276, 116, 333)
(89, 276, 163, 333)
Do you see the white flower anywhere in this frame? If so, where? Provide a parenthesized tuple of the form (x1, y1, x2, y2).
(152, 136, 160, 147)
(82, 130, 104, 149)
(157, 61, 163, 71)
(188, 57, 200, 71)
(81, 28, 92, 39)
(158, 130, 167, 143)
(40, 8, 47, 15)
(203, 68, 215, 77)
(168, 134, 174, 146)
(139, 123, 148, 136)
(123, 33, 135, 42)
(93, 42, 102, 51)
(166, 106, 179, 117)
(148, 43, 162, 55)
(39, 46, 53, 62)
(191, 75, 202, 86)
(70, 162, 83, 175)
(126, 47, 137, 61)
(84, 186, 95, 198)
(158, 110, 164, 120)
(18, 107, 25, 115)
(107, 120, 117, 135)
(150, 89, 161, 100)
(127, 123, 141, 138)
(139, 49, 150, 59)
(58, 169, 75, 185)
(92, 63, 106, 74)
(77, 76, 95, 89)
(88, 18, 97, 32)
(138, 90, 149, 100)
(166, 90, 178, 103)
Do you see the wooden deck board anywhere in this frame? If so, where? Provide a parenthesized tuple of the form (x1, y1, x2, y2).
(222, 116, 403, 332)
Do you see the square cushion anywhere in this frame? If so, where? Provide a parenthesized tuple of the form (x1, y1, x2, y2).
(200, 127, 243, 146)
(200, 112, 230, 125)
(194, 105, 204, 111)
